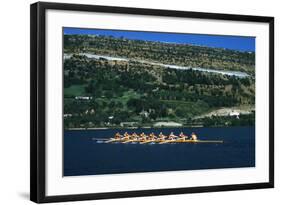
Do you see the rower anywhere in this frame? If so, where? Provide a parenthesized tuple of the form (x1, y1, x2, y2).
(140, 132, 147, 141)
(168, 132, 177, 140)
(179, 132, 187, 141)
(159, 132, 166, 140)
(114, 132, 122, 139)
(122, 132, 131, 140)
(132, 132, 139, 140)
(191, 132, 198, 141)
(149, 132, 157, 140)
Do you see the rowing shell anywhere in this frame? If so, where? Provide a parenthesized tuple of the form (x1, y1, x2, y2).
(161, 139, 223, 144)
(93, 138, 223, 144)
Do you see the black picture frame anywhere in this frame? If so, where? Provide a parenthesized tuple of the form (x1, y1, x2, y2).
(30, 1, 274, 203)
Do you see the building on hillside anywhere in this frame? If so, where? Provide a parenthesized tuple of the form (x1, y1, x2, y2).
(75, 96, 92, 100)
(229, 110, 240, 119)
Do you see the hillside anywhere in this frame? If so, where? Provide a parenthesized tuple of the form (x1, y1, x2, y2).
(64, 35, 255, 74)
(63, 35, 255, 129)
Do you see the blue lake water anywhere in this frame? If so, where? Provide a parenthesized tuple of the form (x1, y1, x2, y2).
(64, 126, 255, 176)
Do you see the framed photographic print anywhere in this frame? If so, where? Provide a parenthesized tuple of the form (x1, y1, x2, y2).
(30, 2, 274, 203)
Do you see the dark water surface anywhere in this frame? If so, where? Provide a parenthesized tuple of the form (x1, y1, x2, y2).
(64, 126, 255, 176)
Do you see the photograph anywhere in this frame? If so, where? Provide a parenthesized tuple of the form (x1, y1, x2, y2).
(63, 27, 256, 176)
(29, 2, 274, 202)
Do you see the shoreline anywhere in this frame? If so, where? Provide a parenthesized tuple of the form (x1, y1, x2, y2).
(65, 125, 256, 131)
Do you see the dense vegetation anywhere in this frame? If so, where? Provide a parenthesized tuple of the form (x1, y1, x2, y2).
(63, 35, 255, 129)
(64, 35, 255, 74)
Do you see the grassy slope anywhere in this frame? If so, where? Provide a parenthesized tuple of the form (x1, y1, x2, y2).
(64, 84, 86, 97)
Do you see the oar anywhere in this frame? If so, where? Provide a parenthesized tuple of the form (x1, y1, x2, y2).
(139, 140, 154, 144)
(92, 138, 110, 141)
(104, 138, 120, 143)
(195, 140, 223, 143)
(159, 140, 174, 144)
(122, 139, 136, 143)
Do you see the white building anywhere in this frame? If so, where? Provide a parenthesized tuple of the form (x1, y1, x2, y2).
(139, 110, 149, 118)
(75, 96, 92, 100)
(229, 111, 240, 119)
(63, 114, 72, 118)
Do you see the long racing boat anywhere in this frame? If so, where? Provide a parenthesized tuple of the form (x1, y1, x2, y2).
(92, 132, 223, 144)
